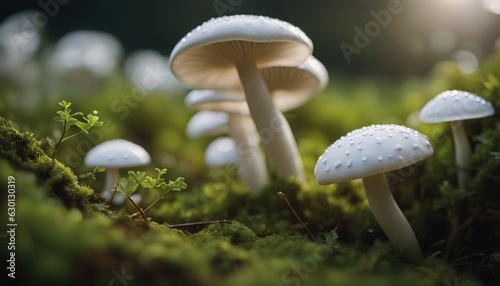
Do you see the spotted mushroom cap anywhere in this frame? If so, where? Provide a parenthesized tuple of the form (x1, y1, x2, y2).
(419, 90, 495, 123)
(169, 14, 313, 90)
(314, 124, 434, 185)
(84, 139, 151, 168)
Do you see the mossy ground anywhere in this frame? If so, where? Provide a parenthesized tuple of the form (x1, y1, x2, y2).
(1, 53, 500, 285)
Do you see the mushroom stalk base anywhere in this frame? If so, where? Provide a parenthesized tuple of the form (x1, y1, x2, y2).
(102, 168, 124, 204)
(228, 113, 269, 193)
(362, 173, 424, 264)
(451, 120, 471, 189)
(235, 58, 305, 184)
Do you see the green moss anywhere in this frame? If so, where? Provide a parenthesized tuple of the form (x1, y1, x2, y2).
(0, 116, 93, 210)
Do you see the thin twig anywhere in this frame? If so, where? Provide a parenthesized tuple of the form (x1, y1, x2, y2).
(127, 196, 148, 221)
(277, 191, 317, 242)
(169, 219, 232, 228)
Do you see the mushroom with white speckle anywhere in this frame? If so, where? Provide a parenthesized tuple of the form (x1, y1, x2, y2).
(419, 90, 495, 189)
(84, 139, 151, 204)
(315, 124, 434, 263)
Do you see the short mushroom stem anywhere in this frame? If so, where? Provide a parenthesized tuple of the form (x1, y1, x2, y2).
(235, 58, 305, 184)
(362, 173, 424, 264)
(450, 120, 471, 189)
(103, 167, 119, 193)
(227, 113, 269, 193)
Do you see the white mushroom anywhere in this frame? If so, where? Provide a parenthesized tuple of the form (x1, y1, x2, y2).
(315, 124, 434, 263)
(123, 49, 185, 92)
(84, 139, 151, 204)
(419, 90, 495, 189)
(186, 90, 268, 193)
(169, 14, 313, 184)
(0, 10, 42, 77)
(204, 137, 238, 167)
(186, 110, 229, 138)
(49, 30, 122, 92)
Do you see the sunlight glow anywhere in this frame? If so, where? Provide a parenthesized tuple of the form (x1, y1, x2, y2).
(483, 0, 500, 14)
(453, 50, 478, 74)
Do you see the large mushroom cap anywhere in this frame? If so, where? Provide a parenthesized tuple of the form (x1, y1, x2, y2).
(84, 139, 151, 168)
(262, 55, 329, 111)
(419, 90, 495, 123)
(315, 124, 433, 185)
(169, 14, 313, 90)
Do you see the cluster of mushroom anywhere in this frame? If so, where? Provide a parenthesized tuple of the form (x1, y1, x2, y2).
(314, 90, 495, 263)
(167, 15, 496, 264)
(169, 15, 328, 192)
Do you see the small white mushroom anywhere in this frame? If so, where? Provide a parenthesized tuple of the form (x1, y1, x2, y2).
(123, 49, 185, 92)
(419, 90, 495, 189)
(186, 110, 229, 138)
(315, 124, 434, 263)
(49, 30, 122, 92)
(204, 137, 238, 167)
(84, 139, 151, 204)
(0, 10, 42, 77)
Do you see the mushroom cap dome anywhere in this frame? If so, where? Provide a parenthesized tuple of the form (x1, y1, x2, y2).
(84, 139, 151, 168)
(186, 110, 230, 138)
(169, 14, 313, 90)
(204, 137, 238, 167)
(315, 124, 433, 185)
(419, 90, 495, 123)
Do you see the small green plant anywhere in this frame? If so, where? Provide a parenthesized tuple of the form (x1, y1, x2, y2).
(79, 166, 106, 203)
(116, 168, 187, 220)
(47, 100, 103, 160)
(80, 166, 106, 188)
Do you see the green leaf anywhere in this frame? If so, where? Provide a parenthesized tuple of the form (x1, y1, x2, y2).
(141, 178, 157, 189)
(74, 121, 91, 133)
(116, 171, 146, 197)
(170, 177, 187, 191)
(56, 110, 67, 118)
(85, 114, 103, 127)
(59, 100, 71, 109)
(94, 166, 105, 173)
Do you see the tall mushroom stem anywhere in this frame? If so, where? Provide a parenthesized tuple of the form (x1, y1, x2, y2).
(227, 113, 269, 193)
(362, 173, 424, 264)
(450, 120, 471, 189)
(235, 58, 305, 184)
